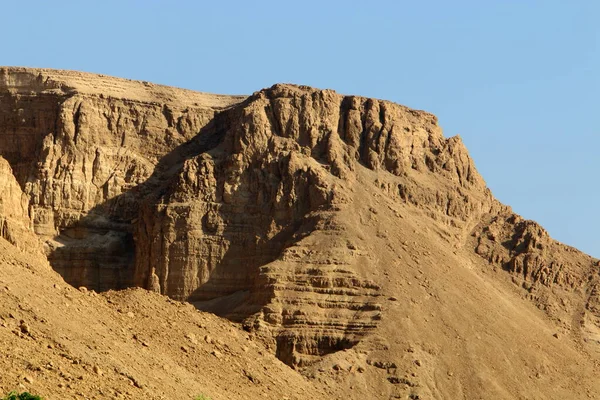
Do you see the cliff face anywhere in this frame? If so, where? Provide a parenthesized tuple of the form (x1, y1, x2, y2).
(130, 84, 499, 365)
(132, 84, 490, 295)
(1, 68, 600, 385)
(0, 156, 41, 252)
(0, 67, 243, 291)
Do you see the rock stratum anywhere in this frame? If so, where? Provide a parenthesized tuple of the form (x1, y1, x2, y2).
(1, 67, 599, 399)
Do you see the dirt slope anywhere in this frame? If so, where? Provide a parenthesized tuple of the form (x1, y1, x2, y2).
(0, 238, 330, 400)
(1, 68, 599, 399)
(296, 167, 600, 399)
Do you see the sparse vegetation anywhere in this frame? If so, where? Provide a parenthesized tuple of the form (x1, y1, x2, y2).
(2, 393, 43, 400)
(194, 395, 212, 400)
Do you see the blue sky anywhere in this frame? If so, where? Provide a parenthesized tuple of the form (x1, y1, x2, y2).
(2, 1, 599, 256)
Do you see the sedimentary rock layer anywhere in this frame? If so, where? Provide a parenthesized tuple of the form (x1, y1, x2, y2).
(0, 67, 243, 291)
(1, 68, 599, 368)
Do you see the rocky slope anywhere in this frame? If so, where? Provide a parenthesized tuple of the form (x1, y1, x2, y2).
(1, 67, 600, 399)
(0, 237, 329, 400)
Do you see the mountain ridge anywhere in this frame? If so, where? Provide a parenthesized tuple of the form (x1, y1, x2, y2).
(0, 67, 599, 399)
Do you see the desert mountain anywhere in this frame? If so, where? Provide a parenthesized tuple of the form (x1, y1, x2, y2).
(0, 67, 599, 399)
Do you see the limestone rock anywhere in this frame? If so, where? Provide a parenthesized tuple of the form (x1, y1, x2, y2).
(0, 156, 41, 252)
(0, 67, 243, 291)
(2, 68, 600, 375)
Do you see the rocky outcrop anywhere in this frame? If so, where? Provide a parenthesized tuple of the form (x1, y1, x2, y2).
(0, 156, 41, 252)
(470, 211, 600, 339)
(130, 84, 493, 364)
(0, 67, 243, 291)
(2, 68, 599, 368)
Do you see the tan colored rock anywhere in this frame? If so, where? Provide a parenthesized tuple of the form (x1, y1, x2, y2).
(0, 156, 42, 252)
(1, 68, 600, 399)
(0, 67, 244, 291)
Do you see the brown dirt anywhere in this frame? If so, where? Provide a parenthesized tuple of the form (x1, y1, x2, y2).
(0, 239, 329, 399)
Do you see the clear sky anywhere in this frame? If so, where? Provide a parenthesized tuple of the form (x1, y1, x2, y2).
(2, 1, 599, 256)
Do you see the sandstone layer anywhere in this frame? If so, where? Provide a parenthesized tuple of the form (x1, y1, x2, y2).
(1, 67, 600, 399)
(0, 67, 244, 291)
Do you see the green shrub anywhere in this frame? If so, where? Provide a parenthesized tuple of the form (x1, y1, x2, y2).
(2, 393, 43, 400)
(194, 395, 211, 400)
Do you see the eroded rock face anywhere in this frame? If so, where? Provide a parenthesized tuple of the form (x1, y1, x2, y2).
(0, 156, 41, 252)
(0, 67, 243, 291)
(471, 211, 600, 341)
(131, 84, 493, 364)
(1, 68, 599, 367)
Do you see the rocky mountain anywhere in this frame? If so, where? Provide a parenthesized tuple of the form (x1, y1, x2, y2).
(1, 67, 599, 399)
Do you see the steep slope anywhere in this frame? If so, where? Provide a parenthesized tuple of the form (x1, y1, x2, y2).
(131, 84, 496, 366)
(296, 170, 600, 399)
(1, 68, 600, 399)
(0, 237, 329, 400)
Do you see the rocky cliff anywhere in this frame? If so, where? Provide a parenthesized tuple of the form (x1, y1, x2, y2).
(129, 83, 506, 365)
(1, 68, 599, 384)
(0, 156, 40, 252)
(0, 67, 243, 291)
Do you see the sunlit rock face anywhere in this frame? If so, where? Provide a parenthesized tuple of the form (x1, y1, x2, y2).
(2, 68, 599, 369)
